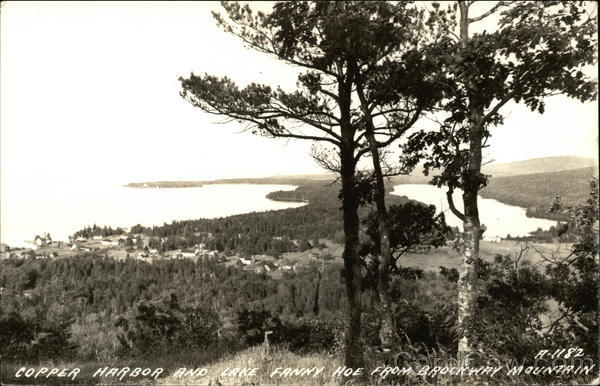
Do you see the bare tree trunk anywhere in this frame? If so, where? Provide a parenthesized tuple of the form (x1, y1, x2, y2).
(340, 146, 364, 370)
(313, 269, 321, 316)
(339, 64, 364, 371)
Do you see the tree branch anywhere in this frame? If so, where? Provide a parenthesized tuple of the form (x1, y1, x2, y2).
(374, 108, 423, 149)
(217, 9, 342, 80)
(482, 92, 515, 123)
(446, 187, 466, 222)
(468, 1, 509, 23)
(181, 92, 342, 146)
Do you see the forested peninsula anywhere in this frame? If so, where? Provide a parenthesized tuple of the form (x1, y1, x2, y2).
(125, 157, 598, 221)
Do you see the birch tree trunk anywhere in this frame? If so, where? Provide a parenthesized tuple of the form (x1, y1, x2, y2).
(456, 1, 483, 365)
(367, 133, 395, 348)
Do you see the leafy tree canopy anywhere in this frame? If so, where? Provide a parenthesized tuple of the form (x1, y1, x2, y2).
(401, 1, 597, 192)
(180, 1, 447, 163)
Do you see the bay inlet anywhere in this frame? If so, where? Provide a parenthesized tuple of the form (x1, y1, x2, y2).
(1, 182, 558, 248)
(0, 184, 305, 248)
(392, 184, 557, 238)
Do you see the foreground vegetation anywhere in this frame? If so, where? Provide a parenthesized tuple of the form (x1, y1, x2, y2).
(2, 180, 598, 385)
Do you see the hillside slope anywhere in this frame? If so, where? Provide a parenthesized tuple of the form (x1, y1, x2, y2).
(126, 156, 597, 188)
(390, 156, 597, 185)
(481, 156, 597, 177)
(481, 166, 598, 220)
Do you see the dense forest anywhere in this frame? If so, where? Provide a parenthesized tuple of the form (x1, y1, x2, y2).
(0, 251, 456, 362)
(72, 225, 125, 239)
(131, 181, 411, 256)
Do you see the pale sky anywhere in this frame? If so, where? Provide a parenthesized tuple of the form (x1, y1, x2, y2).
(1, 1, 598, 189)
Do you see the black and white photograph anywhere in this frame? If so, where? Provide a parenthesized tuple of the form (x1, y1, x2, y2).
(0, 1, 598, 385)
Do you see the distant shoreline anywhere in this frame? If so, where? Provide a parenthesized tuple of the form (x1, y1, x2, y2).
(124, 181, 204, 189)
(124, 175, 335, 189)
(124, 161, 597, 222)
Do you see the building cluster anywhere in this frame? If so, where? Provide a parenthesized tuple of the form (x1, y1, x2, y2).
(237, 254, 312, 274)
(2, 234, 325, 278)
(136, 243, 219, 260)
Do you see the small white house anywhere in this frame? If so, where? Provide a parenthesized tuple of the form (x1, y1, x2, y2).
(181, 249, 196, 258)
(239, 257, 252, 265)
(93, 235, 103, 240)
(292, 263, 303, 271)
(34, 234, 52, 247)
(25, 242, 39, 250)
(264, 262, 277, 272)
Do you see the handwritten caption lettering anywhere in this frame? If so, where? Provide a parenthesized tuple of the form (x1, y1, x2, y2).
(12, 348, 595, 381)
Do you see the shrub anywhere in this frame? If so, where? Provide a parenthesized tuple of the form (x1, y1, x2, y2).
(69, 312, 120, 360)
(0, 312, 35, 361)
(115, 300, 221, 357)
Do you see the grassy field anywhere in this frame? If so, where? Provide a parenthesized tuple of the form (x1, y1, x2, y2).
(259, 239, 572, 274)
(399, 240, 572, 271)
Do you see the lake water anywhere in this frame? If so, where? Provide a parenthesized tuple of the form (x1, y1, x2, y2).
(1, 181, 557, 248)
(392, 184, 556, 238)
(0, 183, 305, 248)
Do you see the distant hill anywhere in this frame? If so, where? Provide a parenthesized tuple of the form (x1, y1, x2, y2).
(263, 173, 335, 180)
(481, 166, 598, 220)
(481, 156, 597, 177)
(389, 156, 597, 185)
